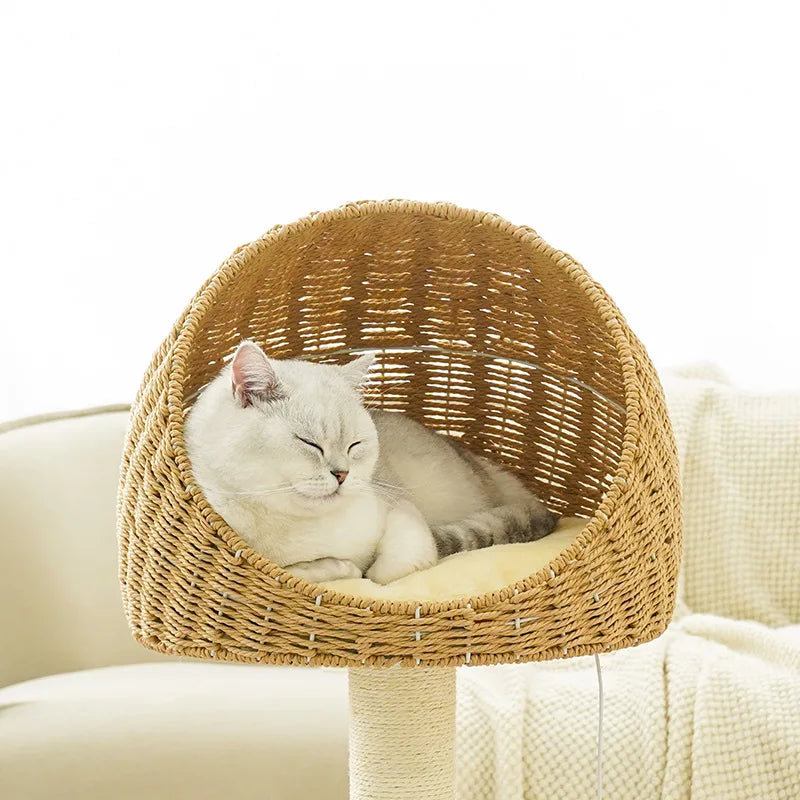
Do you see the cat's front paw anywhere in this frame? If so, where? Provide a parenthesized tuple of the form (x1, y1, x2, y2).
(288, 558, 363, 582)
(366, 554, 435, 585)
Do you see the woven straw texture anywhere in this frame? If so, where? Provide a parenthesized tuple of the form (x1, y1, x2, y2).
(117, 199, 681, 667)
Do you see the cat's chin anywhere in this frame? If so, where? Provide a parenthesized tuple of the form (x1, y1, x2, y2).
(295, 489, 343, 507)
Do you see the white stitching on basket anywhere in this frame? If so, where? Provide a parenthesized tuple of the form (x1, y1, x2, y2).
(414, 606, 422, 665)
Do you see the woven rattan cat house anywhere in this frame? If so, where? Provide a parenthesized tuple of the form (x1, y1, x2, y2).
(118, 199, 681, 799)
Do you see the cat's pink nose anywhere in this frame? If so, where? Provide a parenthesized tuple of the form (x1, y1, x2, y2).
(331, 470, 348, 485)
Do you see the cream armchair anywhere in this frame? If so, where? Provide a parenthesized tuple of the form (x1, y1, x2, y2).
(0, 407, 350, 800)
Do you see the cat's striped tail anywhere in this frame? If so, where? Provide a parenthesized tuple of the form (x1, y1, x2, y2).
(431, 502, 559, 558)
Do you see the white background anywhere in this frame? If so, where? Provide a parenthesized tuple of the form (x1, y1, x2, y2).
(2, 1, 798, 423)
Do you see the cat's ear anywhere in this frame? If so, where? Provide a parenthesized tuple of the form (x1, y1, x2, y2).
(231, 340, 281, 407)
(341, 352, 376, 388)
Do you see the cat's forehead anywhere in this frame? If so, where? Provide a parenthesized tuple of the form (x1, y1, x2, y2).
(270, 359, 369, 440)
(278, 359, 342, 386)
(284, 390, 360, 439)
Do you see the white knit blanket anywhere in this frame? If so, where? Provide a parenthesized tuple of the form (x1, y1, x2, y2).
(456, 365, 800, 799)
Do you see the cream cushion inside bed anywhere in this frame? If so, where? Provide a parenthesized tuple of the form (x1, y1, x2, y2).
(321, 516, 587, 602)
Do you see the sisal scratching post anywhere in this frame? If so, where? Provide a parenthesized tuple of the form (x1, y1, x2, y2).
(348, 666, 456, 800)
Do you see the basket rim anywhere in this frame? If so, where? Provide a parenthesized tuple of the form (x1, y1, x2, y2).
(166, 199, 643, 615)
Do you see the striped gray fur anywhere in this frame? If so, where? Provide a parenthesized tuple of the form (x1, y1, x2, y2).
(431, 502, 560, 559)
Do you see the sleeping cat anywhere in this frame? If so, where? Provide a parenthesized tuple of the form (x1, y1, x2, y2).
(184, 340, 558, 584)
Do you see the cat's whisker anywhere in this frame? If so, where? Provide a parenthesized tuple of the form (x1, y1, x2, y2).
(370, 480, 409, 494)
(344, 476, 405, 503)
(209, 486, 297, 497)
(346, 487, 401, 508)
(371, 491, 406, 504)
(348, 475, 407, 493)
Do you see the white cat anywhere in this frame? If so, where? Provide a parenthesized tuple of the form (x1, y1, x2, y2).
(184, 340, 558, 584)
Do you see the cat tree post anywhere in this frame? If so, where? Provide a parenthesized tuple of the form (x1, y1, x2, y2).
(348, 666, 457, 800)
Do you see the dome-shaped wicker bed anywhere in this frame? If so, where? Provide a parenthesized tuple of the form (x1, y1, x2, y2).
(118, 199, 681, 799)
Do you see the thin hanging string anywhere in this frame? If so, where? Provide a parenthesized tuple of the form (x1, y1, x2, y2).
(595, 654, 604, 800)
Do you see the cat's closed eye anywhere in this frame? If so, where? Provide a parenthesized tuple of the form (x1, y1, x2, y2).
(295, 435, 323, 454)
(348, 441, 362, 452)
